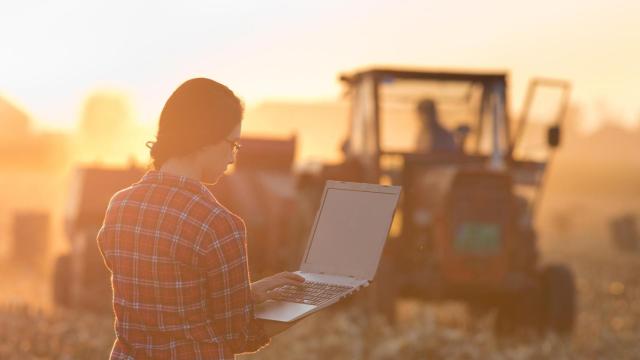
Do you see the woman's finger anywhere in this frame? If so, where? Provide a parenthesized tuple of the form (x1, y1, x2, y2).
(264, 278, 304, 292)
(262, 278, 296, 291)
(279, 272, 305, 282)
(277, 277, 304, 287)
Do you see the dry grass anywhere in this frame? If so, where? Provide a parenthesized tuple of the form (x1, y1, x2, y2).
(2, 234, 640, 359)
(0, 305, 113, 360)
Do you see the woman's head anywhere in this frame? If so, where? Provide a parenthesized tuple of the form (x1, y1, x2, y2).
(148, 78, 243, 183)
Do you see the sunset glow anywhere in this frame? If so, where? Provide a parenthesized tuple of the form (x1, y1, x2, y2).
(3, 3, 640, 359)
(1, 0, 638, 134)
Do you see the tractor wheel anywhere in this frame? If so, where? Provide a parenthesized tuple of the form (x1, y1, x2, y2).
(360, 254, 398, 324)
(53, 254, 72, 308)
(539, 264, 576, 335)
(494, 286, 542, 337)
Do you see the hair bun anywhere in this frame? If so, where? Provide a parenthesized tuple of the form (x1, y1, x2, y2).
(146, 141, 158, 157)
(146, 140, 167, 169)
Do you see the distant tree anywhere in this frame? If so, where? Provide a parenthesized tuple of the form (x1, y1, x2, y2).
(77, 92, 134, 164)
(0, 97, 30, 140)
(560, 104, 584, 146)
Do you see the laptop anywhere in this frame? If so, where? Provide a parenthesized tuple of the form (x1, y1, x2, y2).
(254, 180, 401, 322)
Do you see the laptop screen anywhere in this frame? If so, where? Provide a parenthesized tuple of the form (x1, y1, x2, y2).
(300, 181, 401, 281)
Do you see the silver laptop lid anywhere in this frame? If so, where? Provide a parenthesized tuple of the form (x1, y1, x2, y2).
(299, 181, 401, 281)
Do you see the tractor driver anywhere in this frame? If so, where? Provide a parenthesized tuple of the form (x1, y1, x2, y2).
(415, 99, 457, 153)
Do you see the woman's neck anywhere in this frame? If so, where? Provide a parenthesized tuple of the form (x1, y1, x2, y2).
(159, 157, 202, 182)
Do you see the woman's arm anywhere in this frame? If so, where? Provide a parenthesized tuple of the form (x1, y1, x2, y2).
(250, 272, 305, 337)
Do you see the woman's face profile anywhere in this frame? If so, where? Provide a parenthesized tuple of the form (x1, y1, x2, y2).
(198, 123, 242, 185)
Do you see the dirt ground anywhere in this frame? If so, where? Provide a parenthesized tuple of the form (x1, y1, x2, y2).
(1, 232, 639, 360)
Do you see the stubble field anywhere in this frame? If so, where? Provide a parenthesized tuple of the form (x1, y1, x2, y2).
(1, 233, 639, 359)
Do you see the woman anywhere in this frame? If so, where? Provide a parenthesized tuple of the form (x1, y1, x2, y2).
(97, 78, 304, 359)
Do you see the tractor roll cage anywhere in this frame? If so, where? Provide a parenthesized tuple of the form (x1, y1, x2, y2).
(340, 67, 507, 85)
(339, 67, 511, 182)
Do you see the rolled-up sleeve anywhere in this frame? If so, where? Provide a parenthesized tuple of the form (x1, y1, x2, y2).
(202, 212, 270, 354)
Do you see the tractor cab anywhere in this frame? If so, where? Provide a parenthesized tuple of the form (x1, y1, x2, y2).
(340, 68, 568, 182)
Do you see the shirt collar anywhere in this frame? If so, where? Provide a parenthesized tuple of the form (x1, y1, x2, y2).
(139, 170, 214, 199)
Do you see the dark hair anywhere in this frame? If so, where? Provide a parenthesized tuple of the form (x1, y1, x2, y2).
(147, 78, 243, 169)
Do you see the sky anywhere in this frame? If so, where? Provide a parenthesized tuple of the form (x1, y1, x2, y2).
(0, 0, 639, 131)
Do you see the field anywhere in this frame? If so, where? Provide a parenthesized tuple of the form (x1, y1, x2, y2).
(1, 233, 639, 360)
(1, 121, 639, 359)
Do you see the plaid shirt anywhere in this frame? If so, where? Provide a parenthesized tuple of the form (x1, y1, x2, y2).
(97, 170, 269, 359)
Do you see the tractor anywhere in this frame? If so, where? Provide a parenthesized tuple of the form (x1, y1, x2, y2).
(294, 67, 576, 334)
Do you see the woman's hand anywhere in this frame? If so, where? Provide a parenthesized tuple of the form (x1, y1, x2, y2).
(251, 272, 305, 304)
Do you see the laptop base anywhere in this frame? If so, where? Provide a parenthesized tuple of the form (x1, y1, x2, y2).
(254, 300, 318, 322)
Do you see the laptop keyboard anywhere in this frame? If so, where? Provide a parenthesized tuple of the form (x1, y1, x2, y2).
(272, 281, 354, 306)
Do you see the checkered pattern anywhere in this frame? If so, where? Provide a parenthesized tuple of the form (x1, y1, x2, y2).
(97, 170, 269, 359)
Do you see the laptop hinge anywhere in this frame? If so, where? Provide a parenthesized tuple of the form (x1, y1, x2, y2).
(315, 271, 358, 279)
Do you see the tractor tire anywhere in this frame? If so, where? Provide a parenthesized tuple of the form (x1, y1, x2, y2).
(539, 264, 576, 335)
(494, 286, 542, 337)
(53, 254, 72, 308)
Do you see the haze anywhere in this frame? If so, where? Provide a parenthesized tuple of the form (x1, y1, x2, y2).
(1, 0, 639, 133)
